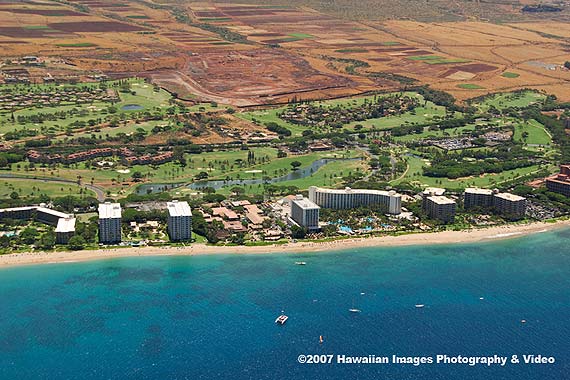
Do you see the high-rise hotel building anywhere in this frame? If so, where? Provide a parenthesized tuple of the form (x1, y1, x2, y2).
(464, 188, 526, 219)
(308, 186, 402, 214)
(167, 200, 192, 242)
(98, 202, 122, 244)
(424, 195, 457, 224)
(290, 195, 320, 231)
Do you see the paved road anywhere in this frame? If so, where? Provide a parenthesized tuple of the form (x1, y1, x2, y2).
(0, 173, 106, 201)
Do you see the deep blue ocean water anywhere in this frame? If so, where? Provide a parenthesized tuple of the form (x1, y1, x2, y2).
(1, 229, 570, 380)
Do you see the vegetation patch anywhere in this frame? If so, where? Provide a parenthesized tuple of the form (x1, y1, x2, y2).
(457, 83, 485, 90)
(200, 17, 232, 22)
(335, 48, 368, 53)
(288, 33, 313, 39)
(501, 72, 520, 78)
(56, 42, 97, 47)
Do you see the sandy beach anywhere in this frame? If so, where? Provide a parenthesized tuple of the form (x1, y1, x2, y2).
(0, 220, 567, 268)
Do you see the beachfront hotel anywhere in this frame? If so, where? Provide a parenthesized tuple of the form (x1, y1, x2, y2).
(167, 200, 192, 242)
(290, 195, 320, 231)
(493, 192, 527, 220)
(98, 202, 122, 244)
(464, 188, 527, 219)
(0, 205, 76, 244)
(464, 188, 495, 209)
(546, 165, 570, 197)
(55, 216, 76, 244)
(424, 195, 456, 223)
(308, 186, 402, 214)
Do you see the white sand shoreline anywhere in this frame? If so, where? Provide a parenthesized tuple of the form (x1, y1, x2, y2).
(0, 220, 568, 269)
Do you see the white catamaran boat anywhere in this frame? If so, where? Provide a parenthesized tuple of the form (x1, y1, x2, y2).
(275, 313, 288, 324)
(294, 261, 307, 265)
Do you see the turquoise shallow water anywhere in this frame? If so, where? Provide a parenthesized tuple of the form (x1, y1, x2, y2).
(1, 229, 570, 380)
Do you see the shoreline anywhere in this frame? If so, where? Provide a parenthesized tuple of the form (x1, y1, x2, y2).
(0, 220, 568, 269)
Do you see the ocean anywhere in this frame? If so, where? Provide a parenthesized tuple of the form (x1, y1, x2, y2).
(1, 229, 569, 380)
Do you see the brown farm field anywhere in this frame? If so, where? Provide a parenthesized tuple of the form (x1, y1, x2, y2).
(0, 0, 570, 104)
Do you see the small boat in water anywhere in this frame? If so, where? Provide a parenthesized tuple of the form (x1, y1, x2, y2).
(275, 314, 289, 324)
(319, 335, 324, 344)
(349, 298, 361, 313)
(295, 261, 307, 265)
(415, 304, 425, 308)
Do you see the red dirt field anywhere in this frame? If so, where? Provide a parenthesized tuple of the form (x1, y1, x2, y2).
(0, 27, 70, 38)
(4, 9, 85, 16)
(48, 22, 146, 33)
(454, 63, 498, 73)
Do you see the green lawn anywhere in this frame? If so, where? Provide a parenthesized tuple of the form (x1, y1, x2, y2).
(393, 124, 477, 142)
(55, 119, 167, 141)
(475, 91, 546, 111)
(0, 79, 171, 134)
(0, 78, 173, 135)
(513, 119, 552, 146)
(213, 154, 367, 195)
(237, 92, 448, 136)
(391, 154, 545, 190)
(0, 178, 93, 199)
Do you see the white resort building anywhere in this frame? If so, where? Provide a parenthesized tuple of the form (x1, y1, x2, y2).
(167, 200, 192, 242)
(308, 186, 402, 214)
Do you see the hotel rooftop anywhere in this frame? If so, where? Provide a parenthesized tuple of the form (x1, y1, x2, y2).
(55, 217, 77, 233)
(465, 188, 494, 195)
(422, 187, 446, 196)
(427, 195, 456, 205)
(167, 200, 192, 217)
(292, 195, 320, 209)
(98, 202, 122, 219)
(494, 192, 526, 202)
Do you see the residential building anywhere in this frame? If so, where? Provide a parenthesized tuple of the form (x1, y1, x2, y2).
(308, 186, 402, 214)
(55, 217, 76, 244)
(98, 202, 122, 244)
(167, 200, 192, 242)
(464, 188, 494, 209)
(421, 187, 446, 210)
(493, 192, 527, 220)
(463, 188, 527, 219)
(424, 196, 456, 224)
(546, 165, 570, 196)
(290, 195, 320, 231)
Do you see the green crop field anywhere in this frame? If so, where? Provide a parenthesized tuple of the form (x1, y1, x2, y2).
(457, 84, 485, 90)
(56, 43, 97, 47)
(335, 48, 368, 53)
(501, 72, 520, 78)
(288, 33, 314, 39)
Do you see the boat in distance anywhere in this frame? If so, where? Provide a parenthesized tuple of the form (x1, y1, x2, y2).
(275, 315, 289, 324)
